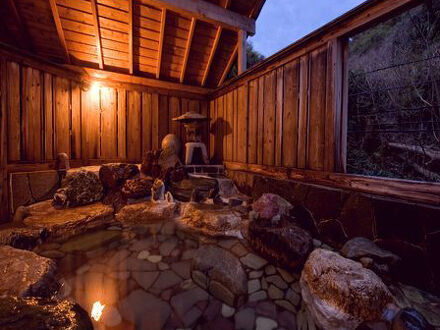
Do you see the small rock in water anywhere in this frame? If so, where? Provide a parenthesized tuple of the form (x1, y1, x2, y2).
(147, 255, 162, 263)
(137, 250, 150, 260)
(256, 316, 278, 330)
(240, 253, 268, 270)
(221, 304, 235, 318)
(249, 290, 267, 302)
(102, 306, 122, 327)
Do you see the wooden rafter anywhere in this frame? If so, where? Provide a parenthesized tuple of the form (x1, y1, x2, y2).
(5, 0, 33, 51)
(157, 8, 166, 79)
(218, 44, 237, 87)
(48, 0, 70, 64)
(90, 0, 104, 69)
(138, 0, 255, 34)
(128, 0, 134, 74)
(202, 26, 222, 87)
(180, 18, 196, 83)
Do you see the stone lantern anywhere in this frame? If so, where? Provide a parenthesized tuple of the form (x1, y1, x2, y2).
(172, 111, 209, 165)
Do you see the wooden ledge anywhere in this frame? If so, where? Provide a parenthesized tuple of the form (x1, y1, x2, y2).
(224, 162, 440, 206)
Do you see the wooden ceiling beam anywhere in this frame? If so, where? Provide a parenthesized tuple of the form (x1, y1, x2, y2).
(202, 26, 222, 87)
(218, 44, 237, 87)
(48, 0, 70, 64)
(138, 0, 255, 35)
(90, 0, 104, 69)
(156, 8, 166, 79)
(5, 0, 33, 51)
(128, 0, 134, 74)
(180, 17, 196, 83)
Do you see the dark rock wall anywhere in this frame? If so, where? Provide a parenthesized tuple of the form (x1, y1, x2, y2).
(227, 170, 440, 294)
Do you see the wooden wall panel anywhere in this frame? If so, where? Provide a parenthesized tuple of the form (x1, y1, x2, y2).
(101, 87, 117, 159)
(282, 60, 299, 168)
(298, 55, 309, 169)
(44, 73, 54, 160)
(117, 89, 127, 160)
(263, 70, 276, 166)
(275, 67, 284, 167)
(54, 77, 70, 157)
(127, 90, 141, 162)
(22, 67, 42, 161)
(307, 46, 327, 171)
(81, 88, 100, 160)
(142, 92, 152, 155)
(210, 43, 336, 174)
(1, 59, 8, 221)
(237, 84, 247, 164)
(257, 76, 264, 165)
(7, 62, 20, 161)
(71, 82, 81, 159)
(247, 79, 258, 164)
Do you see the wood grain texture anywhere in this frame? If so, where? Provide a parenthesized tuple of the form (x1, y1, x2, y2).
(7, 62, 20, 161)
(44, 73, 54, 160)
(117, 88, 127, 159)
(307, 46, 327, 171)
(282, 59, 299, 168)
(127, 90, 141, 161)
(71, 82, 81, 159)
(263, 70, 276, 166)
(54, 76, 71, 156)
(101, 87, 117, 158)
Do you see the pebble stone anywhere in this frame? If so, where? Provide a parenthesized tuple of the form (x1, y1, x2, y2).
(266, 275, 288, 289)
(221, 304, 236, 318)
(137, 250, 150, 260)
(255, 317, 278, 330)
(102, 306, 122, 327)
(234, 308, 255, 330)
(147, 255, 162, 263)
(249, 290, 267, 302)
(264, 265, 276, 275)
(268, 284, 284, 300)
(249, 270, 264, 279)
(248, 279, 261, 294)
(240, 254, 268, 270)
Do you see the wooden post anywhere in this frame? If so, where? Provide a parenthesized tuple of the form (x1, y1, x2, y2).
(238, 30, 247, 74)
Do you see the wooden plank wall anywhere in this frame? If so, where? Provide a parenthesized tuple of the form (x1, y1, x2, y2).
(1, 60, 209, 168)
(210, 43, 337, 172)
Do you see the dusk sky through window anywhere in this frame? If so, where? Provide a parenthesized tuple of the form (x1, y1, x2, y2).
(249, 0, 366, 57)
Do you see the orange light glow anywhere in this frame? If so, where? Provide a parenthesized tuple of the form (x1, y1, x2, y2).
(91, 301, 105, 321)
(90, 82, 101, 95)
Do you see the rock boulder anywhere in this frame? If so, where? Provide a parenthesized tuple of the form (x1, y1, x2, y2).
(0, 296, 93, 330)
(252, 193, 293, 221)
(53, 170, 104, 207)
(300, 249, 394, 330)
(0, 246, 59, 297)
(121, 177, 153, 199)
(192, 245, 247, 307)
(99, 163, 139, 190)
(116, 201, 178, 223)
(248, 220, 312, 271)
(178, 203, 243, 238)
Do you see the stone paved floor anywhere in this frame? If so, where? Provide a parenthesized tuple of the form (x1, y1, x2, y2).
(34, 219, 314, 330)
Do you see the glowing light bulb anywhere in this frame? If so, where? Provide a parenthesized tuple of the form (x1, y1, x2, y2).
(91, 301, 105, 321)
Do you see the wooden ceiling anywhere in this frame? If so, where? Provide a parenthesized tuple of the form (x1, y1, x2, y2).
(0, 0, 265, 88)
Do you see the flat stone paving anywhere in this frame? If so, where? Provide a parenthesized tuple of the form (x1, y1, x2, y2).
(37, 219, 309, 330)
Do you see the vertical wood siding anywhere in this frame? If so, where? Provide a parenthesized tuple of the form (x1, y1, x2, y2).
(1, 60, 209, 166)
(210, 42, 337, 172)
